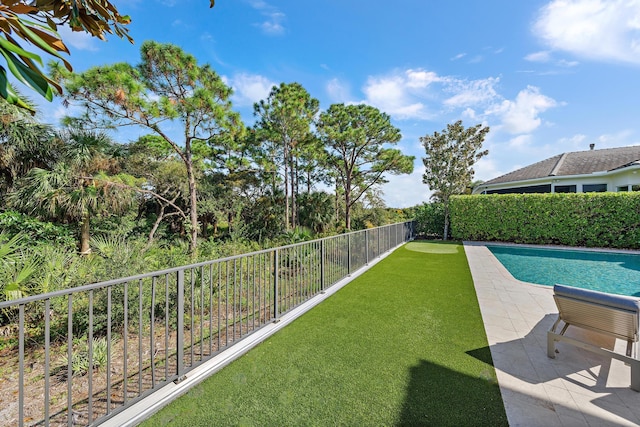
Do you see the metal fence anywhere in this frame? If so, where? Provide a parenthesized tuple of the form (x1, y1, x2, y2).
(0, 221, 414, 426)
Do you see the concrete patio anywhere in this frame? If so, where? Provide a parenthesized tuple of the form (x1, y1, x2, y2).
(464, 242, 640, 426)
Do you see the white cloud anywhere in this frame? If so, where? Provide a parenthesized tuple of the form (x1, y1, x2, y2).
(462, 108, 477, 120)
(257, 13, 285, 35)
(326, 78, 352, 102)
(557, 59, 580, 67)
(558, 133, 588, 151)
(534, 0, 640, 64)
(356, 69, 557, 141)
(525, 51, 581, 68)
(525, 51, 552, 62)
(487, 86, 558, 134)
(248, 1, 286, 35)
(57, 26, 99, 52)
(474, 157, 502, 182)
(507, 134, 533, 149)
(382, 166, 430, 207)
(362, 74, 427, 119)
(451, 53, 467, 61)
(443, 77, 500, 108)
(596, 129, 636, 147)
(405, 69, 441, 88)
(228, 73, 276, 106)
(359, 69, 499, 120)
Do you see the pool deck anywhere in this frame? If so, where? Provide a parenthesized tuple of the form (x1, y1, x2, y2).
(464, 241, 640, 427)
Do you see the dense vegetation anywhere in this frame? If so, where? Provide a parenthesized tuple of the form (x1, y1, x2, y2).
(450, 192, 640, 248)
(0, 43, 416, 306)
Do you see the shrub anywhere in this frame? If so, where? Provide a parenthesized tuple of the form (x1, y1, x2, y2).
(62, 337, 111, 376)
(450, 192, 640, 249)
(0, 210, 75, 247)
(414, 202, 445, 238)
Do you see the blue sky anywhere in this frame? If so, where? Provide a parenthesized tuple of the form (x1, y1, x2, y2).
(33, 0, 640, 207)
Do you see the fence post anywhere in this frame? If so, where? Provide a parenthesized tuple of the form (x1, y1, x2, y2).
(176, 269, 185, 381)
(347, 233, 352, 275)
(365, 229, 369, 265)
(320, 240, 325, 291)
(273, 249, 279, 321)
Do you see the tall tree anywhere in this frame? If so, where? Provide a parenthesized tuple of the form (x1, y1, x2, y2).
(317, 103, 414, 230)
(0, 1, 215, 110)
(52, 41, 243, 254)
(123, 135, 188, 247)
(421, 120, 489, 240)
(253, 82, 319, 230)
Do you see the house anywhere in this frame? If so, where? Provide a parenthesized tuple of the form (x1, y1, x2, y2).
(473, 145, 640, 194)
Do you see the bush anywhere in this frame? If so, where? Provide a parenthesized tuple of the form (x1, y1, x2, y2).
(414, 202, 445, 238)
(450, 192, 640, 249)
(0, 210, 75, 247)
(62, 337, 112, 376)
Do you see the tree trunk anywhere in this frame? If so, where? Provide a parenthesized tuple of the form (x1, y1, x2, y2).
(284, 143, 290, 230)
(79, 212, 91, 255)
(291, 155, 297, 228)
(344, 187, 351, 231)
(147, 205, 165, 248)
(443, 202, 450, 241)
(186, 156, 198, 255)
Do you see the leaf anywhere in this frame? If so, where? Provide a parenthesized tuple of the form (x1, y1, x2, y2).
(0, 47, 54, 100)
(0, 67, 22, 106)
(28, 26, 69, 54)
(0, 66, 36, 111)
(13, 19, 73, 70)
(0, 35, 44, 65)
(7, 4, 38, 14)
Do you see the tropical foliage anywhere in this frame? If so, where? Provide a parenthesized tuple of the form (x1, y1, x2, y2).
(0, 41, 417, 313)
(0, 0, 215, 110)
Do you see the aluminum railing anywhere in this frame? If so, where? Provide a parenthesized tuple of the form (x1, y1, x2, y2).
(0, 221, 414, 426)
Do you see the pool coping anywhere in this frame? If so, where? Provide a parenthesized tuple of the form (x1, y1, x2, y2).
(475, 240, 640, 255)
(464, 241, 640, 427)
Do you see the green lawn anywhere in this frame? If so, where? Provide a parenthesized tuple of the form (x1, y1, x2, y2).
(142, 241, 508, 426)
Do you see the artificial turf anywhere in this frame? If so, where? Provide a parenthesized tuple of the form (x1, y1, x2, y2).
(142, 241, 508, 426)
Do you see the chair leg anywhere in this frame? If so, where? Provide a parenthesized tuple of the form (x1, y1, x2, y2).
(547, 331, 557, 359)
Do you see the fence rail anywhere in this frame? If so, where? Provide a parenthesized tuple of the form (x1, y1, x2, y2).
(0, 221, 414, 426)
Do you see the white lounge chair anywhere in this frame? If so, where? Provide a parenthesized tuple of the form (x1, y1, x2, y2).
(547, 284, 640, 391)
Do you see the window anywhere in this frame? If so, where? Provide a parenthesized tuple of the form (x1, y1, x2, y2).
(554, 185, 576, 193)
(487, 184, 551, 194)
(633, 185, 640, 192)
(617, 186, 630, 192)
(583, 184, 607, 192)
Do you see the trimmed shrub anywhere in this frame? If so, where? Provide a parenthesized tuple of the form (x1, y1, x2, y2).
(450, 192, 640, 249)
(414, 202, 446, 239)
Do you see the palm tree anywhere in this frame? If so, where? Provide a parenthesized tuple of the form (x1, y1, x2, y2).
(9, 128, 137, 254)
(0, 94, 60, 194)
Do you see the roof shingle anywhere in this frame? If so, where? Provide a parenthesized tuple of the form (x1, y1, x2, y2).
(484, 146, 640, 185)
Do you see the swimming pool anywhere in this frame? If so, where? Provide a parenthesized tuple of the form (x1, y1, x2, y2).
(487, 245, 640, 297)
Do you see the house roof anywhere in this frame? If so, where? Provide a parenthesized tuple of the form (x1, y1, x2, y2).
(483, 146, 640, 185)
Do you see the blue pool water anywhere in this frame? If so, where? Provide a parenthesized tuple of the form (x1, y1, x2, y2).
(487, 245, 640, 297)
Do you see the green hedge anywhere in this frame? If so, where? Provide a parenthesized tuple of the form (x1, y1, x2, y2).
(450, 192, 640, 249)
(414, 202, 445, 238)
